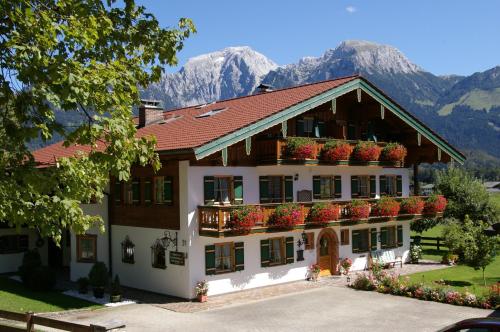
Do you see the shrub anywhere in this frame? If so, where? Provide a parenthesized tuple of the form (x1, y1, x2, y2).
(424, 194, 447, 214)
(88, 262, 108, 288)
(228, 205, 263, 234)
(19, 249, 42, 285)
(410, 217, 440, 234)
(77, 277, 89, 294)
(322, 140, 353, 161)
(400, 197, 424, 214)
(350, 273, 376, 291)
(409, 244, 422, 263)
(307, 203, 340, 224)
(269, 203, 302, 229)
(286, 137, 315, 159)
(381, 143, 407, 162)
(348, 200, 370, 220)
(372, 197, 400, 217)
(352, 141, 382, 162)
(31, 266, 57, 291)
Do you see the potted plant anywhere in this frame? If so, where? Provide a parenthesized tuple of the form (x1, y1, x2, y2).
(88, 262, 108, 299)
(308, 264, 321, 281)
(307, 203, 341, 225)
(110, 275, 122, 303)
(339, 258, 353, 276)
(371, 197, 400, 217)
(286, 137, 315, 159)
(268, 203, 303, 229)
(321, 140, 353, 162)
(77, 277, 89, 294)
(228, 205, 263, 234)
(195, 280, 208, 302)
(348, 200, 370, 220)
(424, 194, 447, 214)
(352, 141, 382, 162)
(381, 143, 407, 163)
(400, 196, 425, 215)
(441, 252, 459, 266)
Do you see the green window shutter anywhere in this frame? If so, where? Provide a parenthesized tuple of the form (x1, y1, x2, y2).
(313, 176, 321, 199)
(164, 177, 173, 204)
(114, 181, 122, 204)
(351, 176, 359, 198)
(352, 230, 360, 253)
(397, 225, 403, 247)
(379, 175, 387, 196)
(233, 176, 243, 204)
(370, 228, 378, 251)
(204, 176, 215, 205)
(396, 175, 403, 197)
(284, 176, 294, 202)
(380, 227, 388, 249)
(317, 121, 326, 138)
(234, 242, 244, 271)
(334, 176, 342, 198)
(205, 245, 216, 275)
(260, 239, 270, 267)
(285, 237, 294, 264)
(259, 176, 269, 203)
(369, 176, 376, 198)
(296, 119, 305, 136)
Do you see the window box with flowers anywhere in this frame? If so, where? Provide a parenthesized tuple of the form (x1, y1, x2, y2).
(321, 140, 353, 162)
(371, 197, 400, 218)
(268, 203, 303, 229)
(348, 200, 370, 220)
(424, 195, 447, 214)
(307, 203, 341, 225)
(400, 196, 425, 215)
(352, 141, 382, 162)
(381, 143, 407, 165)
(285, 137, 315, 160)
(228, 205, 263, 234)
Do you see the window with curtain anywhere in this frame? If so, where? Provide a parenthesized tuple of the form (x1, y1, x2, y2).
(385, 176, 397, 196)
(77, 234, 97, 263)
(215, 243, 233, 273)
(269, 176, 283, 203)
(214, 176, 232, 204)
(269, 238, 284, 265)
(359, 176, 370, 198)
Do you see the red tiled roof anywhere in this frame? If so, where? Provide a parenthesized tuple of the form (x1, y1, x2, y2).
(33, 75, 358, 165)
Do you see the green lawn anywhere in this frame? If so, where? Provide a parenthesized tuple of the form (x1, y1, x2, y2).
(0, 277, 101, 313)
(405, 255, 500, 297)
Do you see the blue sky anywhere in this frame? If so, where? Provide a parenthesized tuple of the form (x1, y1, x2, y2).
(138, 0, 500, 76)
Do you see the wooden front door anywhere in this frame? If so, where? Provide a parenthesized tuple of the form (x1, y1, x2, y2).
(319, 236, 332, 276)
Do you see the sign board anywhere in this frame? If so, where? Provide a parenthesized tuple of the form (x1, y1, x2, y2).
(169, 251, 185, 266)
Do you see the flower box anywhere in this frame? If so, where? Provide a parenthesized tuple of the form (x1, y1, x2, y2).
(285, 137, 316, 159)
(307, 203, 341, 225)
(321, 140, 353, 162)
(424, 195, 447, 214)
(400, 197, 425, 215)
(348, 200, 370, 220)
(381, 143, 407, 163)
(228, 206, 263, 234)
(268, 203, 303, 229)
(352, 141, 382, 162)
(372, 197, 400, 217)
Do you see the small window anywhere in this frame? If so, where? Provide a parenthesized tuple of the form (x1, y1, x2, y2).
(151, 240, 166, 269)
(269, 237, 285, 266)
(0, 235, 29, 254)
(114, 181, 122, 205)
(121, 236, 135, 264)
(359, 176, 370, 198)
(77, 234, 97, 263)
(352, 229, 370, 253)
(154, 176, 173, 205)
(340, 229, 349, 245)
(215, 243, 233, 273)
(381, 226, 397, 248)
(132, 178, 140, 204)
(320, 177, 333, 198)
(144, 179, 152, 204)
(303, 117, 314, 135)
(154, 177, 164, 203)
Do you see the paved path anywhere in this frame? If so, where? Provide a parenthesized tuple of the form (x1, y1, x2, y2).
(47, 286, 496, 332)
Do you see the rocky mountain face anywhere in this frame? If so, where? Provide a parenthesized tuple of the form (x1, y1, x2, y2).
(141, 46, 277, 108)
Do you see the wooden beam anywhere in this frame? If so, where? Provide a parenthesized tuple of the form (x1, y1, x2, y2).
(281, 121, 287, 138)
(380, 105, 385, 120)
(245, 137, 251, 156)
(331, 98, 336, 114)
(357, 88, 362, 102)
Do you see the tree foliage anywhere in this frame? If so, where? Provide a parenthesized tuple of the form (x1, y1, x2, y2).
(0, 0, 195, 243)
(435, 167, 497, 223)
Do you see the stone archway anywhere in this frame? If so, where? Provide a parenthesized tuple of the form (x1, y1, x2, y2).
(316, 228, 339, 276)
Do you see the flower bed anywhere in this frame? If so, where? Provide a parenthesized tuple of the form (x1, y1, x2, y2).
(321, 140, 353, 161)
(381, 143, 407, 163)
(307, 203, 340, 224)
(424, 194, 447, 214)
(228, 205, 263, 234)
(348, 200, 370, 220)
(268, 203, 303, 229)
(286, 137, 315, 159)
(400, 197, 425, 214)
(350, 272, 499, 309)
(371, 197, 400, 217)
(352, 141, 382, 162)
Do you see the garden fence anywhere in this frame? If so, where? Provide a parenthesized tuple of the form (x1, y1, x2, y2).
(410, 235, 447, 251)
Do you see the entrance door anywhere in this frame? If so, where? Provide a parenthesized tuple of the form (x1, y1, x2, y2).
(318, 236, 332, 276)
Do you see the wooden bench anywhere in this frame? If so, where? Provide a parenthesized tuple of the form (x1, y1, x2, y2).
(370, 250, 403, 269)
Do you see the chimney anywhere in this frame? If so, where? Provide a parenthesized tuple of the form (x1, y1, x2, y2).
(139, 100, 163, 127)
(256, 83, 273, 94)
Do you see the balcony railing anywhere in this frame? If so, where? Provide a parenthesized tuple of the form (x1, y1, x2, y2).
(198, 196, 439, 237)
(256, 138, 402, 166)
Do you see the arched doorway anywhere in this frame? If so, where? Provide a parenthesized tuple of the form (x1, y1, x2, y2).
(316, 228, 339, 276)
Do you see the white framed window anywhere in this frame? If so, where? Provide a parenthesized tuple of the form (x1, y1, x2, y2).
(359, 176, 370, 198)
(215, 243, 233, 273)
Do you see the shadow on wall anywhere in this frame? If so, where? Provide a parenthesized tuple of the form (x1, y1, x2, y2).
(268, 266, 292, 280)
(230, 273, 255, 289)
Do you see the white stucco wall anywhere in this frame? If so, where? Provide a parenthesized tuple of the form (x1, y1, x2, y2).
(186, 165, 411, 297)
(0, 228, 48, 273)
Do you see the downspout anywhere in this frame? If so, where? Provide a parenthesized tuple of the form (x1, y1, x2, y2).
(103, 191, 112, 277)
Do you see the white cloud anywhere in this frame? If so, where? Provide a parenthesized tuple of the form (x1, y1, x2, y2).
(345, 6, 357, 13)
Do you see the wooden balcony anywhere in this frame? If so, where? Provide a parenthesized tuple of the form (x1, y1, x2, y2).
(255, 137, 403, 166)
(198, 197, 439, 237)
